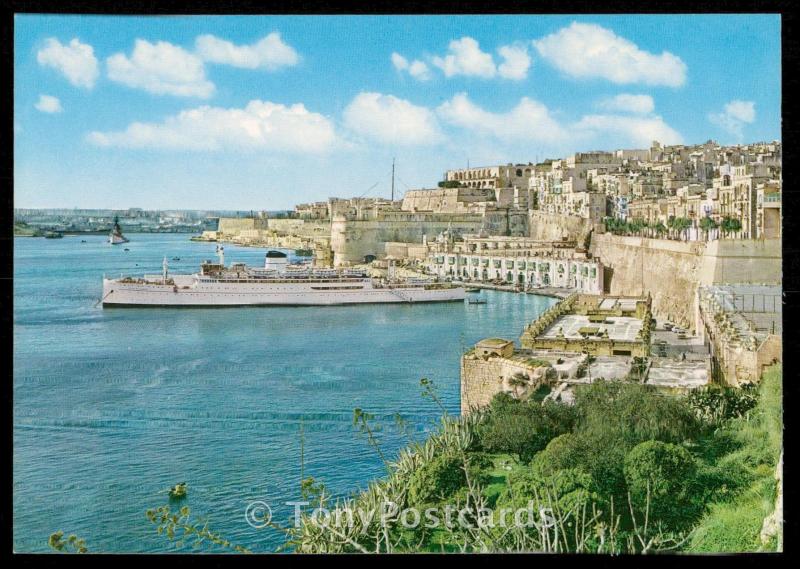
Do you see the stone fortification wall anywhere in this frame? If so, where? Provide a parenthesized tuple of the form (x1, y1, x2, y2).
(401, 187, 494, 213)
(590, 234, 781, 330)
(460, 353, 549, 414)
(330, 212, 485, 266)
(267, 218, 331, 238)
(217, 217, 269, 235)
(529, 211, 596, 242)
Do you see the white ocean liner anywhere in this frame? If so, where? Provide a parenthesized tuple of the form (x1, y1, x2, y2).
(101, 248, 466, 307)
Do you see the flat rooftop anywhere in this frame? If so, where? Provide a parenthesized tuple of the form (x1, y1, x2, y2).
(701, 284, 782, 336)
(646, 358, 710, 389)
(540, 314, 644, 343)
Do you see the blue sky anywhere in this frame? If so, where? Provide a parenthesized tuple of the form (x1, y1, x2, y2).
(14, 14, 781, 210)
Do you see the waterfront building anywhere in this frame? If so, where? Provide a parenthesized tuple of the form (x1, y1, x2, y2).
(424, 233, 603, 293)
(519, 293, 652, 357)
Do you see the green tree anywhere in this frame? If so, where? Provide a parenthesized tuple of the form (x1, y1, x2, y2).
(574, 381, 699, 446)
(624, 441, 701, 531)
(699, 216, 718, 240)
(479, 395, 577, 462)
(721, 216, 742, 237)
(499, 466, 604, 517)
(407, 454, 467, 506)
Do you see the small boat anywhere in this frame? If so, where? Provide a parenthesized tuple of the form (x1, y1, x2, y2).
(465, 286, 481, 293)
(168, 482, 187, 499)
(43, 231, 63, 239)
(467, 297, 487, 305)
(81, 239, 87, 243)
(124, 248, 130, 252)
(172, 257, 181, 261)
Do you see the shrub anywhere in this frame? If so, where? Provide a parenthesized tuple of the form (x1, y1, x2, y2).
(687, 384, 758, 425)
(574, 381, 700, 446)
(624, 441, 701, 531)
(479, 396, 577, 462)
(407, 454, 466, 507)
(498, 467, 603, 523)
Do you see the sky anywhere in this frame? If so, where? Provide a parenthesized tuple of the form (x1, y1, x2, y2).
(14, 14, 781, 210)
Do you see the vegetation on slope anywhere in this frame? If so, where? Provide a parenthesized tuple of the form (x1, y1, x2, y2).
(287, 367, 782, 553)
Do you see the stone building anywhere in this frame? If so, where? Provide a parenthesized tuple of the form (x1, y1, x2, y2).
(445, 163, 534, 190)
(424, 233, 603, 293)
(519, 293, 653, 357)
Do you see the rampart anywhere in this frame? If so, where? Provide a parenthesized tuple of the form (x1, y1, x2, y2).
(590, 234, 781, 330)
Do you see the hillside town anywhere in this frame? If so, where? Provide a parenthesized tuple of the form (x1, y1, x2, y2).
(195, 138, 781, 397)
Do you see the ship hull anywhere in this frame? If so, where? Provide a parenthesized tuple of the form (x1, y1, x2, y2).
(102, 278, 466, 307)
(109, 235, 129, 245)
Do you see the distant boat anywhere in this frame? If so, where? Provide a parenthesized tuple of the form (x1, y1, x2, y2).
(81, 239, 87, 243)
(43, 231, 63, 239)
(465, 286, 481, 293)
(124, 248, 130, 252)
(172, 257, 181, 261)
(467, 297, 487, 305)
(108, 216, 129, 245)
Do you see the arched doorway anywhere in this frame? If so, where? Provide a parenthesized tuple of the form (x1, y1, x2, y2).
(506, 271, 513, 283)
(518, 273, 525, 285)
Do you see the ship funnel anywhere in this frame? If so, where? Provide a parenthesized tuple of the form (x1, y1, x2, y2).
(216, 245, 225, 266)
(264, 250, 288, 273)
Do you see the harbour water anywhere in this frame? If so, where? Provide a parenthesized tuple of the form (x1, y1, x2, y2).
(13, 234, 556, 552)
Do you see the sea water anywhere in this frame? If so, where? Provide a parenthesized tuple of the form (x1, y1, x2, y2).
(13, 233, 556, 552)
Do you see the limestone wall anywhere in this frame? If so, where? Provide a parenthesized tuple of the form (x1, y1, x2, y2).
(529, 211, 596, 242)
(330, 213, 485, 266)
(267, 218, 330, 238)
(217, 217, 269, 235)
(590, 234, 782, 331)
(460, 353, 548, 414)
(699, 239, 782, 284)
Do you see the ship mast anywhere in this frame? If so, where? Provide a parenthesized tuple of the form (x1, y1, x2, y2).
(391, 157, 395, 202)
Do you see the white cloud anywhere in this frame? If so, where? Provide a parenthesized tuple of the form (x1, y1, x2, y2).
(432, 37, 496, 79)
(36, 38, 99, 89)
(709, 100, 756, 140)
(408, 60, 432, 81)
(391, 52, 409, 71)
(574, 114, 683, 146)
(87, 100, 337, 152)
(597, 94, 655, 114)
(436, 92, 681, 148)
(343, 92, 443, 145)
(391, 52, 431, 81)
(497, 44, 531, 80)
(106, 39, 215, 98)
(195, 33, 299, 70)
(35, 94, 63, 114)
(534, 22, 687, 87)
(437, 92, 565, 142)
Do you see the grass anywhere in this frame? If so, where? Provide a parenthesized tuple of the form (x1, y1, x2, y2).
(482, 454, 525, 507)
(687, 364, 782, 553)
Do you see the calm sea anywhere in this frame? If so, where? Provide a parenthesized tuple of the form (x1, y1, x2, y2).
(13, 233, 555, 552)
